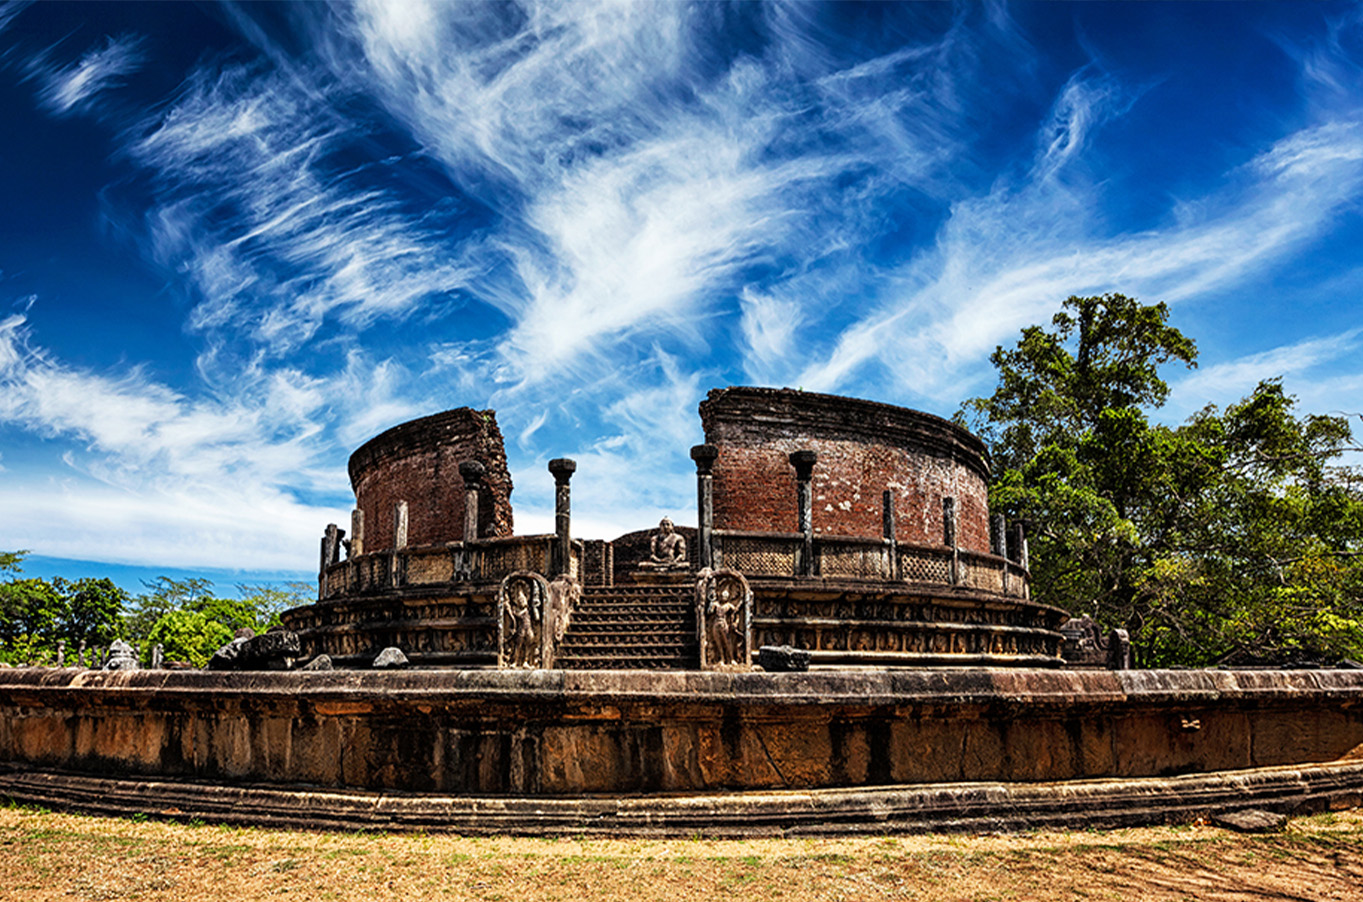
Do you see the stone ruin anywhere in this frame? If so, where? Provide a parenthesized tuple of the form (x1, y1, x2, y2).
(284, 386, 1068, 672)
(5, 386, 1362, 836)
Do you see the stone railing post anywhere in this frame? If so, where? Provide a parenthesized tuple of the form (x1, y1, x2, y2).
(548, 458, 577, 578)
(882, 489, 897, 580)
(991, 513, 1009, 595)
(391, 500, 408, 586)
(789, 450, 817, 577)
(349, 508, 365, 558)
(320, 523, 343, 599)
(459, 460, 485, 543)
(990, 514, 1007, 557)
(943, 497, 960, 585)
(691, 444, 718, 571)
(1010, 520, 1029, 599)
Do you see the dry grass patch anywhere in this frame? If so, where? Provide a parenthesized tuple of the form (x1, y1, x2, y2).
(2, 803, 1361, 901)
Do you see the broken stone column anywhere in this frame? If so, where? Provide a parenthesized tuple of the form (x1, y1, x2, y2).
(459, 460, 485, 543)
(56, 640, 65, 668)
(789, 450, 817, 577)
(391, 500, 409, 586)
(393, 501, 409, 549)
(548, 458, 577, 578)
(882, 489, 897, 579)
(1010, 521, 1029, 569)
(990, 514, 1007, 558)
(320, 522, 344, 600)
(349, 508, 365, 558)
(151, 643, 164, 669)
(691, 444, 718, 571)
(76, 640, 86, 668)
(943, 497, 961, 585)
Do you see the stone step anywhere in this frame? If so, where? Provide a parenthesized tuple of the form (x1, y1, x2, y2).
(557, 586, 699, 670)
(554, 656, 695, 670)
(572, 604, 692, 615)
(567, 615, 692, 629)
(560, 638, 692, 650)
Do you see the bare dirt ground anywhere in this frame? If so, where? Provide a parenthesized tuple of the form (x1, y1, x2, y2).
(1, 803, 1361, 902)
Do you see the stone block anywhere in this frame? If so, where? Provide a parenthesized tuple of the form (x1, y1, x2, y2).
(757, 645, 810, 672)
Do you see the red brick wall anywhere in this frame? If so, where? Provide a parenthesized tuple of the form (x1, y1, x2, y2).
(349, 409, 514, 552)
(701, 388, 992, 554)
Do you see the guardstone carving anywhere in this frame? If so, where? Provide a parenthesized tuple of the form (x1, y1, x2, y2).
(696, 567, 751, 669)
(499, 571, 548, 669)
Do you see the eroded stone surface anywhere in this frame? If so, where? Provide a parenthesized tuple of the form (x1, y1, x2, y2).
(1212, 809, 1288, 833)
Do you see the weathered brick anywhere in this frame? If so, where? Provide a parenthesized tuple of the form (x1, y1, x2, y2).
(700, 387, 991, 553)
(349, 408, 514, 552)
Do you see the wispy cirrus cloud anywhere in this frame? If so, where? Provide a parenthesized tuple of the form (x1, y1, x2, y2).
(127, 63, 481, 359)
(30, 33, 146, 117)
(794, 86, 1363, 405)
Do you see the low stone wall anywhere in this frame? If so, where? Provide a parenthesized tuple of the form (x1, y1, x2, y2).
(2, 669, 1361, 798)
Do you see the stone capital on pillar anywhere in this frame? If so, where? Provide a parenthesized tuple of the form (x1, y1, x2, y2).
(459, 459, 486, 487)
(788, 449, 817, 480)
(548, 457, 577, 485)
(690, 444, 718, 476)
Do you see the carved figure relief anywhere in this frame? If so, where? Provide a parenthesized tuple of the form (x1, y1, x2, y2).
(696, 567, 751, 669)
(639, 517, 688, 570)
(498, 571, 548, 669)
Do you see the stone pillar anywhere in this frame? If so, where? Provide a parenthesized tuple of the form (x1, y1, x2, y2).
(691, 444, 718, 571)
(391, 501, 409, 586)
(882, 489, 897, 580)
(393, 502, 409, 550)
(55, 640, 65, 668)
(548, 458, 577, 578)
(151, 643, 164, 669)
(77, 640, 86, 669)
(990, 514, 1007, 557)
(789, 450, 817, 577)
(459, 460, 486, 543)
(990, 513, 1009, 594)
(943, 496, 960, 585)
(320, 523, 342, 600)
(349, 508, 365, 558)
(1010, 521, 1029, 569)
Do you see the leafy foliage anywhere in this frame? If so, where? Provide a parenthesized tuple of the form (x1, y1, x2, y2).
(0, 563, 311, 667)
(145, 610, 234, 668)
(962, 294, 1363, 666)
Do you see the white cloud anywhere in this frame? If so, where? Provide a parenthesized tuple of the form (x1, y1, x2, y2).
(795, 108, 1363, 405)
(129, 63, 481, 357)
(0, 315, 350, 569)
(1167, 330, 1363, 419)
(31, 33, 145, 117)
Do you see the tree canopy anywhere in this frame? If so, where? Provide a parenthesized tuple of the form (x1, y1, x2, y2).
(962, 294, 1363, 666)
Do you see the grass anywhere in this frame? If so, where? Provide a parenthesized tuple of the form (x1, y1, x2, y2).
(1, 805, 1362, 901)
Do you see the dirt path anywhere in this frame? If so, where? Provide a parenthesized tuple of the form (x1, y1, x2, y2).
(2, 804, 1361, 901)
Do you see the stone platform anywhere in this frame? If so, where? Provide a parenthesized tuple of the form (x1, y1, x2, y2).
(2, 668, 1362, 833)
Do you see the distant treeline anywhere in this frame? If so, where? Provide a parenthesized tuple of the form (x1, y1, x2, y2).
(0, 551, 310, 667)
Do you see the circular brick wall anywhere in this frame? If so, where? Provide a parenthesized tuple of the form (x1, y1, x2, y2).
(699, 387, 992, 553)
(349, 408, 514, 552)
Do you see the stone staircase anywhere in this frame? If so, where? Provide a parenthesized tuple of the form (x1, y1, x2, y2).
(555, 584, 699, 670)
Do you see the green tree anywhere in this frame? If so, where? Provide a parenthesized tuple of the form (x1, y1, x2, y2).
(53, 577, 128, 649)
(962, 294, 1363, 666)
(0, 550, 28, 578)
(145, 609, 234, 668)
(0, 577, 65, 662)
(124, 576, 216, 644)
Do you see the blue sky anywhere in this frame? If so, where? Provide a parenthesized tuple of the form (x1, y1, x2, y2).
(1, 1, 1361, 592)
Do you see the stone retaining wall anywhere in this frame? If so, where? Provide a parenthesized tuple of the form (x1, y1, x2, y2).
(2, 669, 1360, 796)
